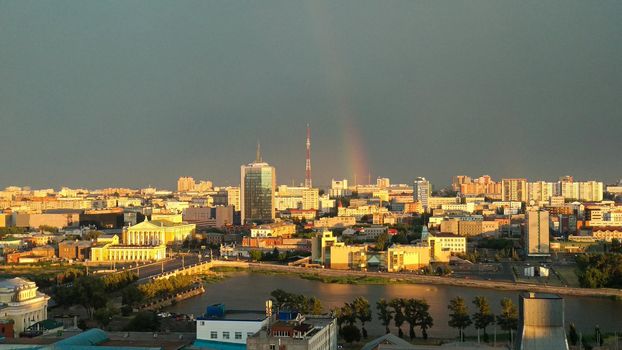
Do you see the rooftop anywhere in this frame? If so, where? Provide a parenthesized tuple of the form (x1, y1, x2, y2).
(198, 310, 267, 322)
(0, 277, 36, 290)
(520, 292, 562, 300)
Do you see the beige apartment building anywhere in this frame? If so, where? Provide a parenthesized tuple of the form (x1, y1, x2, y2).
(526, 208, 550, 256)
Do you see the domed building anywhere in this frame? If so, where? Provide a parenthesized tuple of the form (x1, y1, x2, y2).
(0, 277, 50, 338)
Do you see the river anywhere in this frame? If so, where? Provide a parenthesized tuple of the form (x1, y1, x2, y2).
(165, 272, 622, 338)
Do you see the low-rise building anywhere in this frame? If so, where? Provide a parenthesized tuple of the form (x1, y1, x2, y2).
(590, 226, 622, 242)
(329, 244, 367, 270)
(195, 303, 269, 348)
(386, 244, 430, 272)
(243, 237, 311, 251)
(313, 216, 356, 229)
(58, 240, 92, 261)
(427, 232, 466, 255)
(6, 245, 56, 264)
(282, 209, 317, 221)
(247, 314, 337, 350)
(250, 222, 297, 238)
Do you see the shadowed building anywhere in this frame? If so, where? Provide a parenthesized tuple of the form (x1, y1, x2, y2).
(525, 208, 550, 256)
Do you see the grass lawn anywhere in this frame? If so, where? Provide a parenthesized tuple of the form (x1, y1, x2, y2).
(553, 265, 581, 287)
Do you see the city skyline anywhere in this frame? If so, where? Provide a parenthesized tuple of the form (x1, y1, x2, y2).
(1, 0, 621, 189)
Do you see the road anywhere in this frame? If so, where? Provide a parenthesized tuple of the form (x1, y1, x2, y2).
(112, 254, 201, 280)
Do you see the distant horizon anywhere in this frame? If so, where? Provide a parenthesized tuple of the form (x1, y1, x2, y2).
(2, 170, 620, 192)
(2, 1, 621, 189)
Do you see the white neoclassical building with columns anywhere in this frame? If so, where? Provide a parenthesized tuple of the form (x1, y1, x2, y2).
(90, 217, 195, 263)
(0, 277, 50, 337)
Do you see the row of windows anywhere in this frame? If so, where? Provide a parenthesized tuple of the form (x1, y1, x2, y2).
(208, 330, 251, 340)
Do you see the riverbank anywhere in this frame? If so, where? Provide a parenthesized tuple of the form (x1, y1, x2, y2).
(166, 271, 622, 339)
(218, 262, 622, 299)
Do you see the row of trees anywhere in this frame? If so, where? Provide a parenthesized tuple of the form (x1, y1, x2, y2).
(249, 248, 308, 262)
(377, 298, 433, 339)
(447, 296, 518, 343)
(55, 275, 108, 318)
(270, 289, 323, 315)
(136, 274, 197, 299)
(54, 272, 198, 329)
(102, 271, 138, 292)
(269, 290, 518, 343)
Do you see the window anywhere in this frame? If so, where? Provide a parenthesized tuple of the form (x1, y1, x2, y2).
(210, 331, 217, 339)
(247, 332, 254, 337)
(235, 332, 242, 339)
(223, 332, 230, 339)
(200, 321, 205, 326)
(270, 345, 276, 350)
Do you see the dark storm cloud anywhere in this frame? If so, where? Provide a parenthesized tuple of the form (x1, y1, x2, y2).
(1, 0, 621, 189)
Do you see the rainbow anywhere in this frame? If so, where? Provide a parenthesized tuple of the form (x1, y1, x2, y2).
(303, 2, 370, 185)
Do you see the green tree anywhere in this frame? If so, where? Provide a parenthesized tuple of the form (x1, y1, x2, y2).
(568, 323, 578, 346)
(416, 300, 433, 340)
(340, 324, 361, 344)
(270, 289, 291, 310)
(333, 305, 354, 332)
(38, 225, 59, 233)
(269, 289, 323, 314)
(472, 296, 494, 342)
(404, 299, 419, 339)
(376, 299, 394, 334)
(375, 233, 391, 251)
(121, 285, 144, 306)
(392, 233, 409, 244)
(124, 311, 160, 331)
(83, 230, 103, 240)
(448, 297, 472, 341)
(94, 303, 118, 330)
(390, 298, 406, 338)
(73, 275, 108, 319)
(352, 297, 372, 338)
(307, 296, 323, 315)
(496, 298, 518, 344)
(249, 250, 263, 261)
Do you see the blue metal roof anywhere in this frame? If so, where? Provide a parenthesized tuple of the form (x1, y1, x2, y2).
(54, 328, 109, 346)
(192, 340, 246, 350)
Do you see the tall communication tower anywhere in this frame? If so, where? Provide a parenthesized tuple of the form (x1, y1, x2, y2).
(305, 124, 312, 188)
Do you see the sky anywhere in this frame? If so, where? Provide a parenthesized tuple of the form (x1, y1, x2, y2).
(1, 0, 621, 190)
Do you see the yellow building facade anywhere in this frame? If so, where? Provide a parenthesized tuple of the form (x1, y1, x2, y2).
(90, 243, 166, 262)
(311, 230, 339, 266)
(386, 244, 431, 272)
(329, 244, 367, 270)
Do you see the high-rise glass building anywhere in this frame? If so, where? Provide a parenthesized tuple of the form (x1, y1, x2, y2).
(240, 145, 276, 224)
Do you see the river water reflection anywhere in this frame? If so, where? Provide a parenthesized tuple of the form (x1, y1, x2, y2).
(166, 272, 622, 338)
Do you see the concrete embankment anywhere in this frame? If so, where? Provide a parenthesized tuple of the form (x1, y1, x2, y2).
(136, 284, 206, 311)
